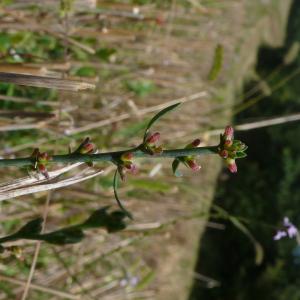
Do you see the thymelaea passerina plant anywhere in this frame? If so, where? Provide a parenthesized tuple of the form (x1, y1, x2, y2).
(0, 103, 247, 217)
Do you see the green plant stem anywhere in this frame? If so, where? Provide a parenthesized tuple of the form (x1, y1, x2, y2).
(0, 146, 219, 168)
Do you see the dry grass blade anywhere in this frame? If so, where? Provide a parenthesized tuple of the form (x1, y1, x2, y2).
(0, 110, 55, 119)
(0, 123, 47, 132)
(0, 63, 60, 77)
(65, 91, 208, 135)
(203, 112, 300, 138)
(0, 163, 83, 192)
(0, 162, 104, 201)
(0, 94, 61, 107)
(0, 72, 95, 91)
(0, 168, 103, 201)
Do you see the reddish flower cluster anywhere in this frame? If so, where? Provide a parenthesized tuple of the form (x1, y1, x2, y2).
(172, 139, 202, 175)
(218, 126, 247, 173)
(73, 137, 97, 167)
(31, 148, 52, 179)
(118, 152, 138, 181)
(74, 137, 96, 154)
(143, 132, 163, 155)
(183, 138, 201, 171)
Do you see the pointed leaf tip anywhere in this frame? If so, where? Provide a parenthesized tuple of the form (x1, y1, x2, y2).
(143, 102, 181, 142)
(172, 158, 182, 177)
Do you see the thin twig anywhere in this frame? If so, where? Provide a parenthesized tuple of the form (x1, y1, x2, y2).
(0, 146, 219, 168)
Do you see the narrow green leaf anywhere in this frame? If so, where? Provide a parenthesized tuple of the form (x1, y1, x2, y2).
(135, 270, 155, 290)
(229, 216, 264, 265)
(172, 158, 182, 177)
(208, 44, 223, 81)
(143, 103, 181, 142)
(130, 179, 171, 192)
(113, 169, 133, 220)
(235, 152, 247, 159)
(125, 80, 156, 97)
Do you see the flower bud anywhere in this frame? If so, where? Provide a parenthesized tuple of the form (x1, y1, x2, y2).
(124, 161, 134, 170)
(128, 164, 138, 175)
(224, 126, 234, 140)
(226, 158, 237, 173)
(151, 146, 163, 155)
(38, 152, 52, 164)
(219, 150, 228, 158)
(224, 140, 233, 148)
(121, 152, 134, 161)
(156, 15, 165, 26)
(191, 139, 201, 147)
(146, 132, 160, 144)
(76, 137, 96, 154)
(143, 132, 163, 155)
(31, 149, 51, 179)
(186, 159, 201, 171)
(118, 152, 138, 180)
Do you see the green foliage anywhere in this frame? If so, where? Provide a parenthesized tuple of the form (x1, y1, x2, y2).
(125, 79, 156, 97)
(96, 48, 117, 62)
(75, 66, 97, 77)
(143, 102, 181, 141)
(135, 270, 155, 290)
(208, 44, 223, 81)
(130, 178, 172, 192)
(172, 158, 182, 177)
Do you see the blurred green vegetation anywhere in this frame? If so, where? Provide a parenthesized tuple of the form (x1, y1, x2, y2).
(190, 1, 300, 299)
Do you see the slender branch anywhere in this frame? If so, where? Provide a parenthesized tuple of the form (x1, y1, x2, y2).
(0, 146, 219, 168)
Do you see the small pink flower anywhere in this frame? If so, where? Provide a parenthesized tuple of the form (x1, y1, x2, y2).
(145, 132, 160, 144)
(118, 152, 138, 180)
(191, 139, 201, 147)
(76, 137, 96, 154)
(218, 126, 247, 174)
(82, 142, 95, 154)
(224, 126, 234, 140)
(186, 159, 201, 171)
(185, 138, 201, 149)
(219, 150, 228, 158)
(143, 132, 163, 155)
(224, 140, 233, 148)
(31, 149, 52, 179)
(226, 159, 237, 173)
(121, 152, 134, 161)
(128, 164, 138, 175)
